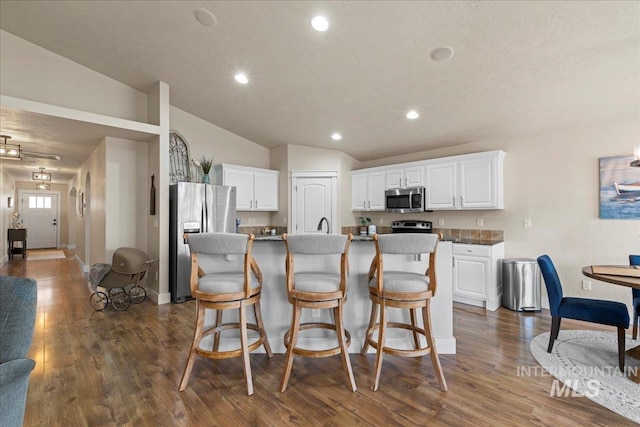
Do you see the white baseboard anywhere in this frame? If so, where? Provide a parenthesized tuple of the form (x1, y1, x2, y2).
(74, 254, 89, 273)
(67, 244, 76, 249)
(147, 289, 171, 305)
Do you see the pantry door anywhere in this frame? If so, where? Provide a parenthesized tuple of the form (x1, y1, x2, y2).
(291, 171, 337, 235)
(19, 190, 60, 249)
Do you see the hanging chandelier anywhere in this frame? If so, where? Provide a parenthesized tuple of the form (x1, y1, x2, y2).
(0, 135, 22, 160)
(32, 167, 52, 181)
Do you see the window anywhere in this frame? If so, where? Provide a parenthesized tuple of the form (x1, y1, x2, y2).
(28, 196, 52, 209)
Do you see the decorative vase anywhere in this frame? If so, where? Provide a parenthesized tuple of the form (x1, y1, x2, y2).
(202, 174, 210, 184)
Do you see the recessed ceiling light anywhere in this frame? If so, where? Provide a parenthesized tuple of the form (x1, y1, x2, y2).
(193, 8, 217, 27)
(331, 132, 342, 141)
(234, 73, 249, 85)
(406, 110, 419, 120)
(430, 46, 454, 62)
(311, 16, 329, 32)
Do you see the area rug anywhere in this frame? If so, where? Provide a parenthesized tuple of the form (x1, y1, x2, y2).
(530, 330, 640, 423)
(27, 250, 66, 261)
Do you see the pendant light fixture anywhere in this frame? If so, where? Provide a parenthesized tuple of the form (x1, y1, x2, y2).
(36, 182, 50, 190)
(0, 135, 22, 160)
(32, 167, 51, 181)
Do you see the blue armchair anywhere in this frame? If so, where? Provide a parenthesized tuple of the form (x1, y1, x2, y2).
(537, 255, 629, 371)
(631, 255, 640, 340)
(0, 276, 37, 427)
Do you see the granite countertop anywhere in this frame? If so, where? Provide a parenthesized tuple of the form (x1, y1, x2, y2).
(254, 234, 503, 245)
(443, 238, 504, 245)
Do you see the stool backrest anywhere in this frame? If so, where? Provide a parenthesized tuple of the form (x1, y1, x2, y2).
(187, 233, 249, 255)
(187, 233, 259, 298)
(371, 233, 439, 296)
(282, 233, 352, 295)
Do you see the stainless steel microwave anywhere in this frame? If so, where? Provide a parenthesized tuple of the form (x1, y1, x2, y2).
(385, 186, 425, 213)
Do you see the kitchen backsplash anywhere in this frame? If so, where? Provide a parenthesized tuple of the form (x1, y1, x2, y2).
(240, 225, 503, 242)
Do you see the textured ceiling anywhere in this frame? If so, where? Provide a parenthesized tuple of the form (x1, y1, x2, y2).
(0, 1, 639, 183)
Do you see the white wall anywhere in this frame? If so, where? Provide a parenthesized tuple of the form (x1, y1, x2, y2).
(0, 30, 148, 122)
(0, 166, 16, 263)
(105, 137, 148, 260)
(357, 117, 640, 309)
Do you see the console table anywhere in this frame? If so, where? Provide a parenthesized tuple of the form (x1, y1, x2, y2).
(7, 228, 27, 259)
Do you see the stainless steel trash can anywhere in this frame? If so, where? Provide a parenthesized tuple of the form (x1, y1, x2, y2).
(501, 258, 541, 311)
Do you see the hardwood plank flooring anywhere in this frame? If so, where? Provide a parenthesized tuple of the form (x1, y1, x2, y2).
(3, 249, 635, 426)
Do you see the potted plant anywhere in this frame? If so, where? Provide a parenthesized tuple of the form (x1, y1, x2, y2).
(358, 216, 371, 236)
(200, 156, 213, 184)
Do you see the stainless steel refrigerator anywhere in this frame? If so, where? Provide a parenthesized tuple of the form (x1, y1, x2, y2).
(169, 182, 236, 303)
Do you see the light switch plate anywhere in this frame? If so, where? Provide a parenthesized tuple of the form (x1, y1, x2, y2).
(524, 219, 532, 228)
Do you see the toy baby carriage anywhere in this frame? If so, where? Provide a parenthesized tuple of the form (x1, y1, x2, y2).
(89, 247, 158, 311)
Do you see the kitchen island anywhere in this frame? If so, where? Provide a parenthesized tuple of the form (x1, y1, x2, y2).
(204, 235, 455, 354)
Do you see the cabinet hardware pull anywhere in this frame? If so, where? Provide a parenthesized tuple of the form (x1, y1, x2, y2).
(452, 196, 455, 207)
(250, 200, 252, 208)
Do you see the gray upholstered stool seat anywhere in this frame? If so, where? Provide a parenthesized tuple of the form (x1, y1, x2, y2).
(294, 272, 341, 293)
(280, 233, 356, 393)
(362, 233, 447, 392)
(198, 272, 260, 294)
(179, 233, 272, 396)
(369, 271, 430, 293)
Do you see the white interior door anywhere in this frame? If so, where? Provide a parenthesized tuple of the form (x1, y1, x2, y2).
(20, 191, 59, 249)
(291, 172, 337, 234)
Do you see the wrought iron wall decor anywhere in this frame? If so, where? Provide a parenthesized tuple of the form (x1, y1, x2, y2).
(169, 131, 192, 184)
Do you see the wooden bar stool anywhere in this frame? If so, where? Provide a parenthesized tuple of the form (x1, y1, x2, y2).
(361, 233, 447, 392)
(179, 233, 272, 396)
(280, 233, 356, 393)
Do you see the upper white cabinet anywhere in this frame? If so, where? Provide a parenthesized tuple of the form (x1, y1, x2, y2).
(214, 164, 279, 211)
(424, 161, 457, 209)
(385, 166, 424, 189)
(352, 150, 505, 212)
(425, 150, 505, 210)
(351, 170, 385, 211)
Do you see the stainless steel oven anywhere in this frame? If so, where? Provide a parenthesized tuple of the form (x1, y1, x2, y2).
(385, 186, 425, 213)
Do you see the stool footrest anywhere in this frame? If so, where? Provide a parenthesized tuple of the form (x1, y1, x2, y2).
(196, 323, 267, 359)
(364, 322, 433, 357)
(284, 322, 351, 358)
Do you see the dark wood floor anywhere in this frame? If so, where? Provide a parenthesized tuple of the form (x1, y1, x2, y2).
(3, 249, 635, 426)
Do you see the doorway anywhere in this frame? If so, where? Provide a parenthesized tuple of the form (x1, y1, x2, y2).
(19, 190, 60, 249)
(290, 171, 337, 234)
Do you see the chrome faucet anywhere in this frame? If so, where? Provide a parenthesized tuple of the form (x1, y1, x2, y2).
(317, 217, 330, 234)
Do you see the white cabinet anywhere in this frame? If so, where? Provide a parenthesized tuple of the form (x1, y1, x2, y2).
(214, 164, 279, 211)
(452, 242, 504, 311)
(425, 161, 457, 209)
(385, 166, 424, 189)
(351, 170, 385, 211)
(425, 151, 505, 210)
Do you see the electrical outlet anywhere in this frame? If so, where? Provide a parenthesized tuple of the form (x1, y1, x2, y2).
(476, 218, 484, 227)
(438, 218, 445, 226)
(523, 219, 532, 228)
(379, 218, 384, 225)
(582, 280, 592, 291)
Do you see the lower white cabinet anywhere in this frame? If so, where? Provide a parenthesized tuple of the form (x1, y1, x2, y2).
(452, 242, 504, 311)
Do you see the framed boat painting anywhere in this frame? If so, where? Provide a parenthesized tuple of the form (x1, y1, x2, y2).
(599, 155, 640, 219)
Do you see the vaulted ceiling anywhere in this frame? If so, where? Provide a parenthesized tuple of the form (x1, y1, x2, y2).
(1, 1, 638, 183)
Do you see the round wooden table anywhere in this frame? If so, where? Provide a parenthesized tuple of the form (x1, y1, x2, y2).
(582, 266, 640, 289)
(583, 266, 640, 382)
